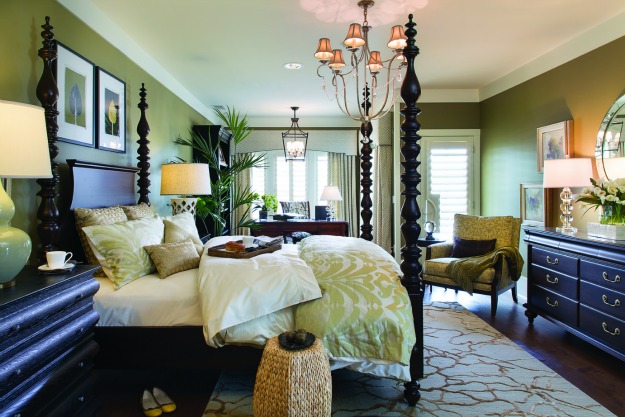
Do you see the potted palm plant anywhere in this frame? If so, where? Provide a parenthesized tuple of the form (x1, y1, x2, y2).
(174, 106, 264, 237)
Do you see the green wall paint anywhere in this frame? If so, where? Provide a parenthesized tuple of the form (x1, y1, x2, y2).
(480, 35, 625, 228)
(418, 103, 480, 129)
(1, 0, 210, 259)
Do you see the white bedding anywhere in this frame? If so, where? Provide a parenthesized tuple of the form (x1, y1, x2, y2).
(199, 236, 322, 347)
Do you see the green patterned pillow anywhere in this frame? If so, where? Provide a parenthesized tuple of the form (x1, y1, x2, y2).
(144, 238, 200, 278)
(119, 202, 155, 220)
(83, 216, 164, 290)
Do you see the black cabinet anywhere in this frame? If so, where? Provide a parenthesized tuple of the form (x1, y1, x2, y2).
(192, 125, 232, 240)
(524, 227, 625, 362)
(0, 265, 100, 417)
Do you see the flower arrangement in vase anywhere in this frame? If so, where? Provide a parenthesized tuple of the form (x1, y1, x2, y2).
(576, 178, 625, 239)
(254, 194, 278, 220)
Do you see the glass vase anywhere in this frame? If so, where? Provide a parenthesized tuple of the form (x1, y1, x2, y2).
(600, 203, 625, 225)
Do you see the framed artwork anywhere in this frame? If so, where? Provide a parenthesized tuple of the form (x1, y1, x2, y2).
(55, 42, 95, 147)
(520, 182, 551, 227)
(96, 67, 126, 153)
(537, 120, 573, 173)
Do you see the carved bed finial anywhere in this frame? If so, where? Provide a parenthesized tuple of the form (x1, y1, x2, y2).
(137, 83, 151, 205)
(36, 15, 60, 262)
(360, 121, 373, 241)
(399, 13, 423, 405)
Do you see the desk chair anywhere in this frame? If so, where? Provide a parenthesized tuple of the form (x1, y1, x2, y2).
(279, 201, 310, 218)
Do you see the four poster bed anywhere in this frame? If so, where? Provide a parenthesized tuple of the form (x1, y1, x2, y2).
(35, 15, 424, 404)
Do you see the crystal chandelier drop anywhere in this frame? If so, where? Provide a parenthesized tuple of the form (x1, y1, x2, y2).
(282, 107, 308, 161)
(314, 0, 407, 128)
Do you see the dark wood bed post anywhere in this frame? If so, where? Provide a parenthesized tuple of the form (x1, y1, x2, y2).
(36, 16, 60, 263)
(136, 83, 151, 205)
(359, 121, 373, 241)
(399, 14, 423, 405)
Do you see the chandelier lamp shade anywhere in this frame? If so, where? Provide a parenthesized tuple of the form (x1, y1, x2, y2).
(160, 163, 212, 216)
(282, 106, 308, 161)
(313, 0, 408, 240)
(0, 100, 53, 288)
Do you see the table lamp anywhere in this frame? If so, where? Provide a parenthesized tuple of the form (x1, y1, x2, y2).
(160, 163, 211, 215)
(0, 100, 52, 288)
(320, 185, 342, 221)
(543, 157, 594, 233)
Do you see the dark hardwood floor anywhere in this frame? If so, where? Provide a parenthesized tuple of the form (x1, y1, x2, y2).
(94, 285, 625, 416)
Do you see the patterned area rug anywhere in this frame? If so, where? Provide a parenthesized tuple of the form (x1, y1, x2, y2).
(203, 302, 615, 416)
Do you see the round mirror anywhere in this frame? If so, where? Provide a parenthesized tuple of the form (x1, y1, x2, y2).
(596, 93, 625, 179)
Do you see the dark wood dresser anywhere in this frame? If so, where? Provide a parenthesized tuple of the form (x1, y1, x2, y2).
(524, 227, 625, 361)
(0, 265, 100, 417)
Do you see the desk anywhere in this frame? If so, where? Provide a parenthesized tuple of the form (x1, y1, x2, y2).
(252, 220, 349, 240)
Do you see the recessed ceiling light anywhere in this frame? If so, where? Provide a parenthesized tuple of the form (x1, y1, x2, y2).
(284, 62, 303, 70)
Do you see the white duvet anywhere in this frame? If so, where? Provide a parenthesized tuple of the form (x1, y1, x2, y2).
(199, 237, 322, 347)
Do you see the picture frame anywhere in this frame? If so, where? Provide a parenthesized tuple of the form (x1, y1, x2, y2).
(96, 67, 126, 153)
(55, 42, 95, 147)
(520, 182, 551, 227)
(537, 120, 573, 173)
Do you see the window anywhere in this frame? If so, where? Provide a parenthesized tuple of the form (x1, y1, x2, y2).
(251, 150, 328, 216)
(418, 134, 479, 240)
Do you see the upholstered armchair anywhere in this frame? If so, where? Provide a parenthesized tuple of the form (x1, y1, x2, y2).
(423, 214, 523, 316)
(279, 201, 310, 218)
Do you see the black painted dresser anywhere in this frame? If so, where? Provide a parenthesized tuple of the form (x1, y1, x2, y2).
(0, 265, 100, 417)
(524, 227, 625, 361)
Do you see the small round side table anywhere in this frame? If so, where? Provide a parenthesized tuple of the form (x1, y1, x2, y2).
(253, 336, 332, 417)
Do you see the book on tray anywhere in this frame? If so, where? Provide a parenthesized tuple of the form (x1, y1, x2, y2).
(254, 236, 283, 247)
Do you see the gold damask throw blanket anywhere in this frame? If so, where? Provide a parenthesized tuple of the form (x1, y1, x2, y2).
(445, 246, 524, 294)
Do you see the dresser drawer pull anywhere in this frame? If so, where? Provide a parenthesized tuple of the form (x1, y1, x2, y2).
(11, 324, 21, 332)
(602, 295, 621, 308)
(545, 274, 559, 284)
(602, 322, 621, 336)
(78, 361, 84, 368)
(545, 297, 558, 308)
(545, 256, 559, 265)
(13, 369, 21, 377)
(75, 293, 84, 301)
(602, 272, 621, 283)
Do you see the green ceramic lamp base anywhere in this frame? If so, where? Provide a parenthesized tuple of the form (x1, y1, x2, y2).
(0, 181, 31, 288)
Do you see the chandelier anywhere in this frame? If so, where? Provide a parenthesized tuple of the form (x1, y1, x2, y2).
(313, 0, 407, 241)
(282, 106, 308, 161)
(314, 0, 407, 127)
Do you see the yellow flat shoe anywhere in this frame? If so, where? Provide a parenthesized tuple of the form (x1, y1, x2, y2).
(153, 387, 176, 413)
(141, 389, 163, 417)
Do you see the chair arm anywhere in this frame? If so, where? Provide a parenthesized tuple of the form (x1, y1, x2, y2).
(426, 242, 454, 260)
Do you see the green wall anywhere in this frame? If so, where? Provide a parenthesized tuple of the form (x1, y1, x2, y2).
(0, 0, 210, 258)
(480, 35, 625, 228)
(418, 103, 480, 129)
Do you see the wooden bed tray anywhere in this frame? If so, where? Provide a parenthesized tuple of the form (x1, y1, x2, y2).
(206, 242, 282, 258)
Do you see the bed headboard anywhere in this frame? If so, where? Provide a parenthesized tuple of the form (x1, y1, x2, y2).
(58, 160, 140, 262)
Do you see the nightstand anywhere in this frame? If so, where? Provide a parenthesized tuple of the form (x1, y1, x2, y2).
(0, 265, 100, 417)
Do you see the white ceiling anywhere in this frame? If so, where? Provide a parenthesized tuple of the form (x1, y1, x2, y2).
(58, 0, 625, 123)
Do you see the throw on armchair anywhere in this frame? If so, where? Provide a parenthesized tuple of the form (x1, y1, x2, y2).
(423, 214, 524, 316)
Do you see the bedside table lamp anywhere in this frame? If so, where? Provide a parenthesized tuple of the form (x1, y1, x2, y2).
(160, 163, 211, 215)
(543, 157, 594, 233)
(320, 185, 342, 221)
(0, 100, 52, 288)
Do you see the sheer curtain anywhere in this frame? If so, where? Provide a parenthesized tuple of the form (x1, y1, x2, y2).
(328, 152, 358, 237)
(373, 113, 394, 253)
(232, 153, 253, 236)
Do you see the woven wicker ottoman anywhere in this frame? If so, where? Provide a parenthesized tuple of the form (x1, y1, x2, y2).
(253, 336, 332, 417)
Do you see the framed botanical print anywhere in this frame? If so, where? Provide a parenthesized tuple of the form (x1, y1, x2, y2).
(96, 67, 126, 153)
(537, 120, 573, 173)
(520, 182, 551, 227)
(55, 42, 95, 147)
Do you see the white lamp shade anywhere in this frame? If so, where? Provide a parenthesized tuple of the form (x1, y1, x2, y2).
(0, 100, 52, 178)
(543, 158, 594, 188)
(320, 185, 343, 201)
(160, 163, 211, 196)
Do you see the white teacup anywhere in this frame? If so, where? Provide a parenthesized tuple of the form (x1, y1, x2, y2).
(46, 251, 73, 269)
(242, 236, 255, 247)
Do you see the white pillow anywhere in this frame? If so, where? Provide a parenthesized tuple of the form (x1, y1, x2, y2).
(163, 212, 204, 254)
(83, 216, 165, 290)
